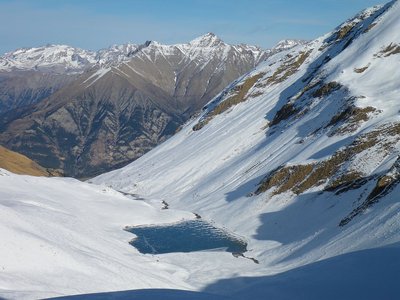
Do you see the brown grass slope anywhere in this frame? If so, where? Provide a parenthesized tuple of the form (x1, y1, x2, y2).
(0, 145, 55, 176)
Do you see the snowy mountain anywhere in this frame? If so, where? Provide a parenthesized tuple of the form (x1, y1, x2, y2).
(0, 43, 144, 74)
(0, 35, 301, 76)
(90, 0, 400, 298)
(0, 168, 200, 299)
(0, 34, 283, 177)
(0, 34, 270, 75)
(95, 43, 142, 66)
(2, 2, 400, 299)
(272, 39, 308, 51)
(0, 44, 97, 74)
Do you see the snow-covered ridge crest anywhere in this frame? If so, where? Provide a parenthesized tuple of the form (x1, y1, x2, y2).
(0, 43, 142, 74)
(0, 44, 97, 74)
(0, 33, 305, 74)
(273, 39, 309, 51)
(154, 32, 270, 63)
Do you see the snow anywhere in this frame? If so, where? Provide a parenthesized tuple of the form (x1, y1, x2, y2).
(0, 33, 272, 75)
(2, 1, 400, 299)
(273, 39, 309, 51)
(0, 45, 97, 74)
(95, 43, 139, 66)
(82, 67, 111, 87)
(91, 1, 400, 298)
(0, 170, 200, 299)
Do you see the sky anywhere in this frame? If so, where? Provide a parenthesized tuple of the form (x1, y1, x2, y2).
(0, 0, 386, 54)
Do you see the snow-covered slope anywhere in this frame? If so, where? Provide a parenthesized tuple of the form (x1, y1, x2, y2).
(0, 33, 276, 177)
(2, 2, 400, 299)
(92, 1, 400, 298)
(0, 168, 202, 299)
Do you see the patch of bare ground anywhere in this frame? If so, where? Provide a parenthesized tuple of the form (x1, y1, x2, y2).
(270, 81, 343, 127)
(255, 123, 400, 196)
(364, 22, 377, 33)
(193, 73, 264, 131)
(375, 43, 400, 58)
(340, 156, 400, 226)
(327, 106, 378, 135)
(312, 82, 342, 98)
(265, 51, 312, 86)
(354, 66, 369, 73)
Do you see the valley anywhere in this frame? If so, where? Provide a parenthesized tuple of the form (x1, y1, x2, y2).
(0, 34, 291, 178)
(0, 0, 399, 299)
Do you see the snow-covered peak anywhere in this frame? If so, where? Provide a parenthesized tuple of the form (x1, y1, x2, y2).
(95, 43, 140, 65)
(173, 33, 268, 63)
(188, 32, 224, 48)
(273, 39, 308, 51)
(0, 44, 97, 74)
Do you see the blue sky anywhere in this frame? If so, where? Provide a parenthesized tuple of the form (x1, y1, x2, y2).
(0, 0, 385, 54)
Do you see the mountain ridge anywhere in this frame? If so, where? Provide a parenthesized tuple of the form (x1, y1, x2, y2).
(0, 34, 306, 177)
(1, 1, 400, 299)
(0, 33, 276, 74)
(92, 2, 400, 296)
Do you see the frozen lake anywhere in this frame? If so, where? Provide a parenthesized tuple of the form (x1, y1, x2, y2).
(126, 220, 247, 254)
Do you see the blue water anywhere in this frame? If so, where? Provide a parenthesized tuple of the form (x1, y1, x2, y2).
(126, 220, 247, 254)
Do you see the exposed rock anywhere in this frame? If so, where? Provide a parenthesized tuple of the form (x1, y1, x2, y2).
(255, 123, 400, 196)
(375, 43, 400, 57)
(0, 35, 271, 177)
(312, 82, 342, 98)
(270, 103, 299, 126)
(327, 106, 378, 135)
(193, 73, 265, 131)
(340, 156, 400, 226)
(266, 51, 312, 85)
(354, 66, 369, 73)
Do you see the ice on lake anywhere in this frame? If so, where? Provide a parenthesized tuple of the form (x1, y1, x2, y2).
(126, 220, 247, 254)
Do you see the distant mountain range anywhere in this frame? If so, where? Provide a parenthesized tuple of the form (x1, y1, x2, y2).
(1, 1, 400, 299)
(0, 34, 305, 177)
(0, 36, 306, 74)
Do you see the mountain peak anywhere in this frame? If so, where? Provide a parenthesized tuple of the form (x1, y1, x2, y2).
(203, 32, 217, 38)
(273, 39, 308, 51)
(189, 32, 224, 47)
(0, 44, 97, 73)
